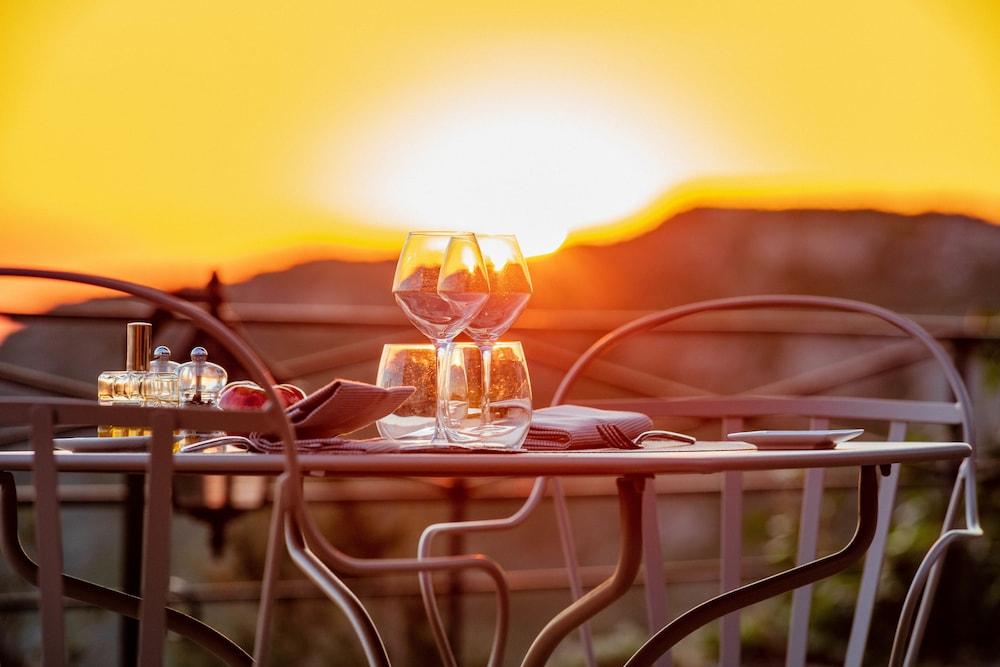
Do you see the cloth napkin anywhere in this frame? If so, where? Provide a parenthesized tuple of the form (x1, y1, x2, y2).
(248, 379, 414, 452)
(523, 405, 654, 451)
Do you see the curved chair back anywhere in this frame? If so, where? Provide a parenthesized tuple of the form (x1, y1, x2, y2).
(0, 268, 296, 665)
(551, 295, 979, 666)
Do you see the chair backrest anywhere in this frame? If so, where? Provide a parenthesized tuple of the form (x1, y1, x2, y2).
(551, 295, 978, 666)
(0, 268, 296, 665)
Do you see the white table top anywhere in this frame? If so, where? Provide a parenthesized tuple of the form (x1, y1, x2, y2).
(0, 441, 971, 477)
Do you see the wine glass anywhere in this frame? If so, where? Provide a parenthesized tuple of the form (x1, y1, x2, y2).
(464, 234, 532, 430)
(392, 232, 489, 443)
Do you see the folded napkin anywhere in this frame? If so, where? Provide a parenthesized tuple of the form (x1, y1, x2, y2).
(524, 405, 654, 451)
(249, 379, 414, 452)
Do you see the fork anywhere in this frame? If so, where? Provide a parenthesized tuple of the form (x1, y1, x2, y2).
(635, 429, 696, 446)
(596, 423, 638, 449)
(178, 435, 254, 453)
(597, 423, 697, 449)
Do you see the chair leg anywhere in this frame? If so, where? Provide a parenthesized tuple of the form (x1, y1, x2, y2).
(887, 527, 979, 667)
(292, 479, 511, 667)
(284, 508, 391, 667)
(888, 466, 982, 667)
(901, 464, 972, 665)
(417, 476, 547, 667)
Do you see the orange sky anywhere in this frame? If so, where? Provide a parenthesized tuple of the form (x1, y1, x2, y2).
(1, 1, 999, 322)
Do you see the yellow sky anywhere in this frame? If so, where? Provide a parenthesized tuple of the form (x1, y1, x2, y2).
(1, 1, 999, 314)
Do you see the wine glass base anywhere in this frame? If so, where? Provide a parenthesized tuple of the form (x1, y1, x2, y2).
(465, 423, 510, 437)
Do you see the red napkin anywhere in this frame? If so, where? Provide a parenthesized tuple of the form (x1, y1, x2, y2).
(249, 379, 413, 452)
(524, 405, 653, 450)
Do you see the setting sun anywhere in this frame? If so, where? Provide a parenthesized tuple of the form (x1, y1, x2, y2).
(313, 77, 689, 257)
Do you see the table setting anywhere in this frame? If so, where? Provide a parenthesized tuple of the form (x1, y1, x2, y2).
(0, 266, 977, 667)
(82, 230, 698, 457)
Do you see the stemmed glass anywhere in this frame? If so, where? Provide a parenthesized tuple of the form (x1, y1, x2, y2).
(392, 232, 489, 443)
(464, 234, 532, 430)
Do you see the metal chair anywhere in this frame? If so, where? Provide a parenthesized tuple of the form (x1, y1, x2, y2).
(0, 268, 511, 666)
(551, 295, 980, 666)
(417, 295, 980, 666)
(0, 267, 293, 665)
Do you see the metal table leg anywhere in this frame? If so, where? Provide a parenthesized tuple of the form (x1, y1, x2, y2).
(625, 465, 879, 667)
(521, 475, 647, 667)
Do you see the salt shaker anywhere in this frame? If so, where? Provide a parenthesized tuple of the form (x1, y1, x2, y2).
(177, 347, 228, 408)
(150, 345, 181, 373)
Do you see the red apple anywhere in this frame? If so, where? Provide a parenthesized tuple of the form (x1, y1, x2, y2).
(219, 381, 306, 411)
(274, 383, 307, 407)
(218, 381, 267, 411)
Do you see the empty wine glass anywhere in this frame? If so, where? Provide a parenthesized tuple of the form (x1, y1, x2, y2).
(392, 232, 489, 443)
(465, 234, 532, 431)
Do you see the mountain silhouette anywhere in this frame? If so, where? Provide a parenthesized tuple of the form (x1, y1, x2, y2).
(218, 207, 1000, 314)
(2, 206, 1000, 392)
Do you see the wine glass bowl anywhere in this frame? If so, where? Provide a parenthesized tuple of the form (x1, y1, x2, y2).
(465, 234, 533, 344)
(436, 235, 491, 324)
(392, 232, 488, 341)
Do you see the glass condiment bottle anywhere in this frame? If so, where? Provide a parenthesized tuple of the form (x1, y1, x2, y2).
(177, 347, 228, 408)
(97, 322, 152, 437)
(143, 345, 180, 408)
(150, 345, 180, 373)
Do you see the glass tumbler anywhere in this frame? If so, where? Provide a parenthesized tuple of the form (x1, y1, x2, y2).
(375, 343, 468, 443)
(376, 342, 531, 449)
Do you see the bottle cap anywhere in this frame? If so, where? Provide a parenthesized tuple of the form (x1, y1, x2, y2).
(150, 345, 176, 373)
(126, 322, 152, 372)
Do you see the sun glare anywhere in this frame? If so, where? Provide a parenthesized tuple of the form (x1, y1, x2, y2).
(460, 244, 480, 273)
(478, 237, 515, 272)
(317, 81, 684, 257)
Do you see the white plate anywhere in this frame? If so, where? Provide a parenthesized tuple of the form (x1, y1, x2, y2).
(725, 429, 864, 450)
(54, 436, 150, 452)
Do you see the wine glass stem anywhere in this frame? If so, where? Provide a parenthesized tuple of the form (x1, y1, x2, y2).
(478, 343, 493, 426)
(433, 339, 454, 443)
